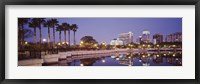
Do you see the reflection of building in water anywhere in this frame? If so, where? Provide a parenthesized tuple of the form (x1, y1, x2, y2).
(141, 30, 150, 43)
(119, 32, 133, 45)
(166, 57, 182, 66)
(110, 38, 123, 45)
(141, 56, 150, 66)
(153, 55, 163, 64)
(165, 32, 182, 42)
(119, 59, 133, 66)
(153, 34, 163, 44)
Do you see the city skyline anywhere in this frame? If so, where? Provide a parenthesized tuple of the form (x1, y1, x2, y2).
(23, 18, 182, 44)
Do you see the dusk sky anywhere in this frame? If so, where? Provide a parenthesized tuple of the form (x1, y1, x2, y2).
(24, 18, 182, 44)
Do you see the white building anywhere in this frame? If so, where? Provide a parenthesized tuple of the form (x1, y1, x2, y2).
(110, 38, 123, 45)
(118, 32, 133, 45)
(141, 30, 150, 43)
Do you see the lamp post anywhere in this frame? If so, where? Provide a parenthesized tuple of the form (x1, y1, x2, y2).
(43, 38, 47, 55)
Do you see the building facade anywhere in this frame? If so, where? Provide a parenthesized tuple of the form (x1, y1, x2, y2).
(141, 30, 150, 43)
(136, 36, 142, 44)
(119, 32, 133, 45)
(110, 38, 123, 45)
(153, 34, 163, 44)
(165, 32, 182, 42)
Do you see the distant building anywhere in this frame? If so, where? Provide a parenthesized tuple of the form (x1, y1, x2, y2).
(110, 38, 123, 45)
(136, 36, 142, 44)
(165, 32, 182, 42)
(153, 34, 163, 44)
(119, 32, 133, 45)
(141, 30, 150, 43)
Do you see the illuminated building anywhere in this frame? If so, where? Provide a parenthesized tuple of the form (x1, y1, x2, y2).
(165, 32, 182, 42)
(118, 32, 133, 45)
(141, 30, 150, 43)
(153, 34, 163, 44)
(110, 38, 123, 45)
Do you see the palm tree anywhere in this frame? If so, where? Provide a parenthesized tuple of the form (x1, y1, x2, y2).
(56, 24, 63, 45)
(62, 23, 69, 47)
(18, 18, 30, 49)
(35, 18, 46, 48)
(44, 20, 52, 48)
(67, 24, 72, 46)
(71, 24, 78, 46)
(29, 18, 38, 46)
(50, 19, 59, 48)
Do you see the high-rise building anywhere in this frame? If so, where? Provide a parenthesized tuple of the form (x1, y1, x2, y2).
(136, 36, 142, 44)
(119, 32, 133, 45)
(141, 30, 150, 43)
(165, 32, 182, 42)
(153, 34, 163, 44)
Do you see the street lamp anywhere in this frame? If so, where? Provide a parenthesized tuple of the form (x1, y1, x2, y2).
(25, 41, 28, 45)
(43, 38, 47, 42)
(43, 38, 47, 55)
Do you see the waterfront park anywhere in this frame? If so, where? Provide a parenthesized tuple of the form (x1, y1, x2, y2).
(18, 18, 182, 66)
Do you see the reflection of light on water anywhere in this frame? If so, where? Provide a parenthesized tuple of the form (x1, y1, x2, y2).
(111, 56, 115, 58)
(80, 64, 84, 66)
(116, 58, 119, 60)
(142, 63, 150, 66)
(102, 59, 106, 63)
(119, 55, 123, 58)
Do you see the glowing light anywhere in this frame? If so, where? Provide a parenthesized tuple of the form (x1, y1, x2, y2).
(94, 44, 98, 47)
(80, 41, 83, 44)
(164, 54, 166, 56)
(58, 43, 61, 45)
(148, 54, 150, 56)
(116, 58, 119, 60)
(102, 59, 106, 63)
(156, 45, 159, 47)
(25, 41, 28, 44)
(42, 38, 47, 42)
(173, 54, 176, 57)
(62, 42, 65, 44)
(157, 54, 159, 57)
(80, 64, 84, 66)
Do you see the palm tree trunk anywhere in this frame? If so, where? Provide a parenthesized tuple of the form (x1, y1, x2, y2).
(53, 25, 55, 48)
(34, 27, 36, 48)
(39, 26, 42, 49)
(48, 26, 50, 48)
(74, 31, 76, 45)
(21, 24, 24, 49)
(64, 30, 66, 46)
(68, 31, 70, 46)
(59, 31, 61, 44)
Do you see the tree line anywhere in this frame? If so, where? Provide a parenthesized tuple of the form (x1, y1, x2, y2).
(18, 18, 78, 49)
